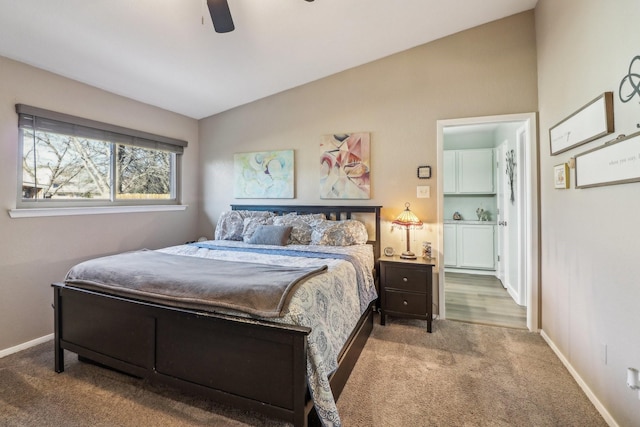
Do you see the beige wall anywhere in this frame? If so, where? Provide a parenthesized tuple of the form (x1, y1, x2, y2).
(3, 2, 637, 422)
(0, 56, 200, 350)
(536, 0, 640, 425)
(199, 11, 538, 261)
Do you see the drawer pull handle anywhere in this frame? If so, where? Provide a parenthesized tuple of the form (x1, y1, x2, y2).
(402, 277, 408, 282)
(403, 300, 408, 306)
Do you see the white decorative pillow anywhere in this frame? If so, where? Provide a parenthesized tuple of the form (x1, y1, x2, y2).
(310, 220, 369, 246)
(242, 216, 275, 242)
(273, 213, 325, 245)
(214, 210, 274, 241)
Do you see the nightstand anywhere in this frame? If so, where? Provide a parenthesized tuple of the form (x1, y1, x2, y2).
(379, 256, 435, 332)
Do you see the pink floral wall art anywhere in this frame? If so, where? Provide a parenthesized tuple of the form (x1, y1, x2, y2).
(320, 133, 370, 199)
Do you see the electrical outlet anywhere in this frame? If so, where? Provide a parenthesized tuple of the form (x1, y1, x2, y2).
(417, 185, 430, 198)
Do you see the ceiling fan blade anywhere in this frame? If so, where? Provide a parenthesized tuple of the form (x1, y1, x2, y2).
(207, 0, 234, 33)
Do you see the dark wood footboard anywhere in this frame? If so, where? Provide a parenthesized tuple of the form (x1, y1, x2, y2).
(53, 284, 374, 426)
(53, 284, 311, 425)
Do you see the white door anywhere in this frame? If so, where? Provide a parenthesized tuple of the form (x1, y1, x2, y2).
(500, 131, 525, 307)
(506, 144, 520, 304)
(514, 125, 528, 306)
(496, 143, 508, 288)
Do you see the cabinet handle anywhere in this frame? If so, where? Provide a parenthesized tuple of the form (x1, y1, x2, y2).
(403, 300, 408, 306)
(402, 277, 408, 282)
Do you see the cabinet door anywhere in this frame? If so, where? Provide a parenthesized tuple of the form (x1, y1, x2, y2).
(443, 151, 457, 194)
(457, 224, 495, 269)
(443, 223, 457, 267)
(457, 149, 494, 194)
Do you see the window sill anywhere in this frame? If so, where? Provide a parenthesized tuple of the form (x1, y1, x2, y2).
(8, 204, 188, 218)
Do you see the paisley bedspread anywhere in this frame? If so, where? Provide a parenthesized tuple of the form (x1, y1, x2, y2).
(159, 240, 377, 427)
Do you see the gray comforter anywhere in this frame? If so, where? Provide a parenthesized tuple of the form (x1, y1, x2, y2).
(64, 249, 327, 317)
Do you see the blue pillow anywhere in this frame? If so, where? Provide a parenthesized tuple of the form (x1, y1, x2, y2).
(247, 225, 293, 246)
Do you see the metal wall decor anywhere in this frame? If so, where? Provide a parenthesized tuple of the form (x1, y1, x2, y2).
(505, 149, 516, 203)
(618, 55, 640, 128)
(549, 92, 614, 155)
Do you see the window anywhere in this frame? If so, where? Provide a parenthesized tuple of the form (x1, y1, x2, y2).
(16, 104, 187, 208)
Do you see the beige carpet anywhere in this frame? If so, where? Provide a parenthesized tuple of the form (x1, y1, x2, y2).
(0, 317, 606, 426)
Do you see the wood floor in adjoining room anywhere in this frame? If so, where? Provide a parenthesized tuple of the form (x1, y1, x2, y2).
(445, 272, 527, 329)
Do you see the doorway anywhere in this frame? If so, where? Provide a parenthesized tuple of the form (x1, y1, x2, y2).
(436, 113, 539, 332)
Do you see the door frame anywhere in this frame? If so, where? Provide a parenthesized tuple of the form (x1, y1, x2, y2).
(514, 124, 529, 306)
(436, 112, 539, 332)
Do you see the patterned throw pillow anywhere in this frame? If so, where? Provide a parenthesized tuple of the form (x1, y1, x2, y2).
(273, 213, 325, 245)
(242, 216, 275, 243)
(214, 210, 274, 241)
(310, 220, 369, 246)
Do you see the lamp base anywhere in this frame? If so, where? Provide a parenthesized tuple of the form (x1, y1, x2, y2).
(400, 251, 417, 260)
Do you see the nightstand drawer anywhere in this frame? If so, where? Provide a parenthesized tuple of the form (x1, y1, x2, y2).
(384, 290, 427, 316)
(384, 266, 428, 292)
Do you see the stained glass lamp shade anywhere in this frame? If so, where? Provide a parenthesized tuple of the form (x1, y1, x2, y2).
(392, 202, 423, 259)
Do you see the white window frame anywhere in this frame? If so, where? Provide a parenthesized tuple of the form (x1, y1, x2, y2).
(13, 104, 188, 214)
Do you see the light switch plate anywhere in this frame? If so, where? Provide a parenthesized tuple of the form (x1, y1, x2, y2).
(417, 185, 430, 198)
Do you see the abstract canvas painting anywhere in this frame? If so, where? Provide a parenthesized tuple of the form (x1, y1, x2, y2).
(320, 133, 370, 199)
(234, 150, 294, 198)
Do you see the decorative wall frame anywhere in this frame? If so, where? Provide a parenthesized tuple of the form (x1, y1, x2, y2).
(553, 163, 570, 189)
(234, 149, 294, 198)
(320, 132, 370, 199)
(549, 92, 614, 155)
(575, 131, 640, 188)
(417, 166, 431, 179)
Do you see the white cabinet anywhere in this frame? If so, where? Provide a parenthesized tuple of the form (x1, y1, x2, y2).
(443, 151, 457, 194)
(457, 224, 495, 269)
(458, 149, 494, 194)
(443, 149, 495, 194)
(443, 223, 457, 267)
(444, 223, 496, 270)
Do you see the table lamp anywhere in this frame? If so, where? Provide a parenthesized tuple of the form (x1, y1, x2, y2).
(392, 202, 423, 259)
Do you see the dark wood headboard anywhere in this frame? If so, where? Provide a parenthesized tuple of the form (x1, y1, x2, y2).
(231, 204, 382, 261)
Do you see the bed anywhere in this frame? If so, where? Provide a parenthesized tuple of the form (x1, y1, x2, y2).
(52, 204, 382, 427)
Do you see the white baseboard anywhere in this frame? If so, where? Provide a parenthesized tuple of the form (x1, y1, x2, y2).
(540, 329, 618, 427)
(0, 334, 54, 359)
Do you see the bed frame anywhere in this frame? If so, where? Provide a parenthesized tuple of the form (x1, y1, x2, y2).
(52, 204, 381, 427)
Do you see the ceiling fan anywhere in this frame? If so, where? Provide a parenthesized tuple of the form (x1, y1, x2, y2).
(207, 0, 315, 33)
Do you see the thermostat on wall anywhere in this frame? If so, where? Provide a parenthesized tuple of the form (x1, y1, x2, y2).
(417, 166, 431, 179)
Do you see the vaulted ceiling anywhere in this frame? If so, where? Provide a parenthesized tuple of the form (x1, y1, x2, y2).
(0, 0, 537, 119)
